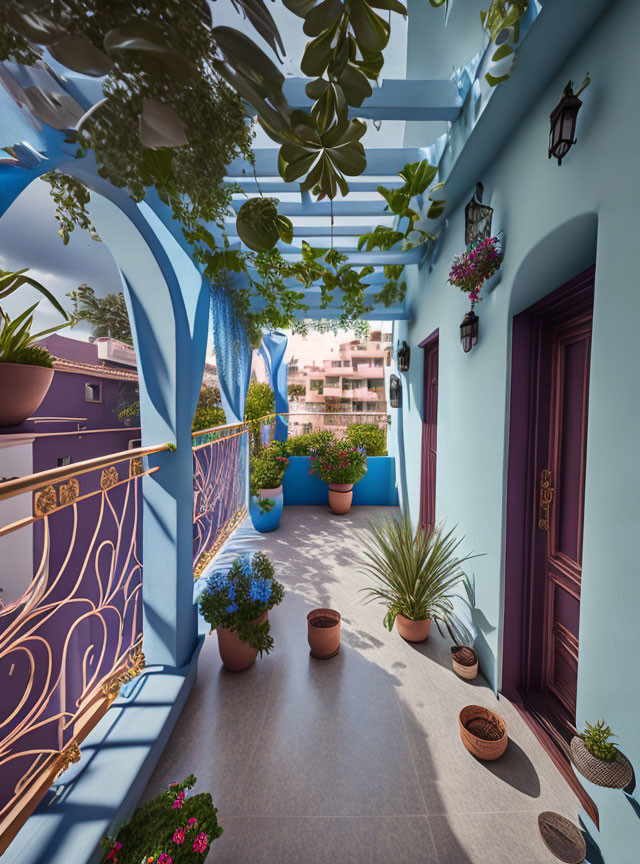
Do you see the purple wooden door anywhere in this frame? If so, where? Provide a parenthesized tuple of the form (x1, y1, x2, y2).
(420, 334, 439, 529)
(540, 313, 591, 721)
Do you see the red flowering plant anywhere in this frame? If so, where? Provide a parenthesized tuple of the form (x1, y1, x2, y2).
(309, 440, 367, 485)
(101, 775, 222, 864)
(448, 236, 503, 308)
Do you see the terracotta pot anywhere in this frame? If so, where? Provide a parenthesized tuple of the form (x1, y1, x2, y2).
(0, 363, 54, 427)
(328, 483, 353, 514)
(451, 645, 479, 680)
(216, 611, 268, 672)
(570, 736, 633, 789)
(396, 614, 431, 643)
(459, 705, 508, 760)
(307, 608, 341, 659)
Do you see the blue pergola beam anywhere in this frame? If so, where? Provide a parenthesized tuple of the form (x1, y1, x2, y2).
(226, 147, 429, 177)
(283, 78, 463, 121)
(230, 197, 390, 217)
(225, 176, 404, 194)
(223, 223, 387, 237)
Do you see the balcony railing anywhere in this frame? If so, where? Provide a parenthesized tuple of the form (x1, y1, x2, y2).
(0, 443, 167, 850)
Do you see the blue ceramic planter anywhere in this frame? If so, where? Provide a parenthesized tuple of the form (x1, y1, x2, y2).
(249, 485, 284, 533)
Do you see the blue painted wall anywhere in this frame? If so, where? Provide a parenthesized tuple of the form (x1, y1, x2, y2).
(283, 456, 399, 506)
(395, 1, 640, 859)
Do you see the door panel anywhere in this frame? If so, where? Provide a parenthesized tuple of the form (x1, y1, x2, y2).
(541, 316, 591, 721)
(420, 336, 439, 529)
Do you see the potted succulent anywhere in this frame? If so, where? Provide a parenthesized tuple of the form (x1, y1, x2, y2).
(0, 301, 71, 427)
(570, 720, 633, 789)
(249, 442, 290, 533)
(101, 774, 222, 863)
(360, 513, 477, 643)
(459, 704, 508, 760)
(307, 608, 341, 659)
(198, 552, 284, 672)
(309, 440, 367, 514)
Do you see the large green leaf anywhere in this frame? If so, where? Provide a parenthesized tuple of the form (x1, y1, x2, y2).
(0, 267, 69, 319)
(236, 198, 290, 252)
(104, 22, 194, 83)
(303, 0, 344, 37)
(348, 0, 390, 54)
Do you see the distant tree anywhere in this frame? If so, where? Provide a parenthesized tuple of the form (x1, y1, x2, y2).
(244, 381, 275, 422)
(67, 283, 132, 345)
(288, 383, 305, 398)
(198, 384, 222, 409)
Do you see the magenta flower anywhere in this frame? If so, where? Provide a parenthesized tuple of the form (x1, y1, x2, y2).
(192, 832, 209, 854)
(172, 791, 185, 809)
(173, 827, 185, 845)
(158, 855, 172, 864)
(186, 818, 198, 831)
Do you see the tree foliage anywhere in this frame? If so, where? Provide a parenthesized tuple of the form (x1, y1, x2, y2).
(68, 284, 132, 344)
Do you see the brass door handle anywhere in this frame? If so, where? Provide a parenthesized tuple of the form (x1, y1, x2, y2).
(538, 468, 554, 531)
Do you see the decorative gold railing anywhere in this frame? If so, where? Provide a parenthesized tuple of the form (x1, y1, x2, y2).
(0, 443, 167, 851)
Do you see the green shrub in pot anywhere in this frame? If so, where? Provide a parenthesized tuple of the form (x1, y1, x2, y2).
(345, 422, 387, 456)
(250, 443, 290, 513)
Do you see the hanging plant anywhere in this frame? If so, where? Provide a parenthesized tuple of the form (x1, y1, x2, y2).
(448, 235, 503, 307)
(481, 0, 529, 86)
(235, 198, 293, 252)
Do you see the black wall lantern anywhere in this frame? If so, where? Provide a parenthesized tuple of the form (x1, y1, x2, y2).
(549, 75, 590, 165)
(460, 310, 479, 353)
(389, 374, 402, 408)
(397, 340, 410, 372)
(465, 182, 493, 247)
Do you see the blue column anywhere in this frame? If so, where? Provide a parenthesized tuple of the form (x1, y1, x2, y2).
(84, 181, 208, 669)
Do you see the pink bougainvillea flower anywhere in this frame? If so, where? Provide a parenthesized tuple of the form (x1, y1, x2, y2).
(186, 818, 198, 831)
(157, 854, 172, 864)
(173, 828, 185, 845)
(172, 791, 185, 809)
(192, 832, 209, 853)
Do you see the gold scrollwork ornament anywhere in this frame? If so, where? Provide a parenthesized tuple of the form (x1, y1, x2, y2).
(34, 485, 57, 516)
(55, 741, 81, 779)
(100, 465, 119, 490)
(102, 644, 146, 699)
(59, 477, 79, 505)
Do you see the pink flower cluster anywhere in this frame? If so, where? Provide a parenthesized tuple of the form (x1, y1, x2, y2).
(105, 841, 122, 862)
(172, 791, 185, 810)
(193, 832, 209, 854)
(448, 236, 503, 307)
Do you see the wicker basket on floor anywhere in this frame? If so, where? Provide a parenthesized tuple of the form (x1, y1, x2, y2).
(570, 737, 633, 789)
(458, 705, 507, 760)
(537, 811, 586, 863)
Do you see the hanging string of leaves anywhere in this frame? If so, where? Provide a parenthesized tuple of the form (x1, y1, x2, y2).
(356, 158, 446, 307)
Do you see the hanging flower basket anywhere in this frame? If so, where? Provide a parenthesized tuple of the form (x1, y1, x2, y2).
(448, 235, 503, 308)
(570, 736, 632, 789)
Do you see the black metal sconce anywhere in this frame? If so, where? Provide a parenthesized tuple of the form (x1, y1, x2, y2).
(460, 310, 479, 353)
(464, 182, 493, 247)
(397, 340, 410, 372)
(389, 374, 402, 408)
(549, 75, 590, 165)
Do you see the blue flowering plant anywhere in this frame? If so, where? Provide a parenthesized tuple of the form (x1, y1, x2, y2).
(198, 552, 284, 654)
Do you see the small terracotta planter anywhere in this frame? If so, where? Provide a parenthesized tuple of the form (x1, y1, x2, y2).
(570, 736, 633, 789)
(0, 363, 54, 427)
(459, 705, 508, 760)
(307, 608, 340, 658)
(396, 614, 431, 643)
(216, 611, 267, 672)
(451, 645, 479, 680)
(328, 483, 353, 514)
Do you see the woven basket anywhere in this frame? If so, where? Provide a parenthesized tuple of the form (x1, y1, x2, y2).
(537, 811, 586, 864)
(459, 705, 507, 760)
(570, 737, 633, 789)
(451, 646, 479, 680)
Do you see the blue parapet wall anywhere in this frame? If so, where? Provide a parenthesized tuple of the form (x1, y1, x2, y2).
(283, 456, 399, 506)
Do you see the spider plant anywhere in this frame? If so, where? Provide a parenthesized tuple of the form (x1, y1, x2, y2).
(360, 512, 479, 643)
(0, 303, 72, 367)
(0, 268, 69, 320)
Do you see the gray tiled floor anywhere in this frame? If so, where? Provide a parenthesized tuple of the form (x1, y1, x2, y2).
(143, 506, 580, 862)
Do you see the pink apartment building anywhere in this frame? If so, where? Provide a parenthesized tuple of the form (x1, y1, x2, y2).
(288, 331, 392, 433)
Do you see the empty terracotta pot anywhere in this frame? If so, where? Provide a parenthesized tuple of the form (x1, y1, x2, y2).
(396, 614, 431, 643)
(328, 483, 353, 514)
(0, 363, 54, 427)
(459, 705, 507, 760)
(307, 608, 340, 658)
(216, 611, 268, 672)
(451, 645, 479, 680)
